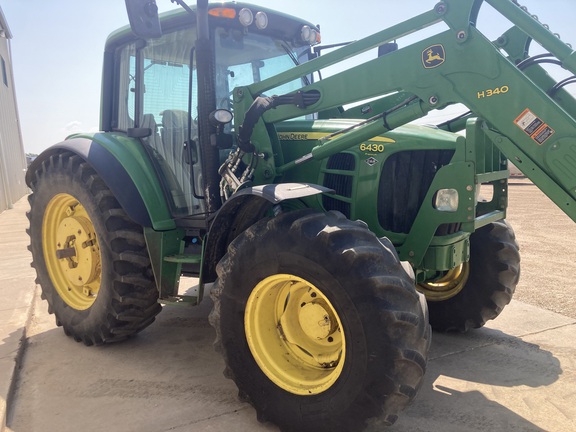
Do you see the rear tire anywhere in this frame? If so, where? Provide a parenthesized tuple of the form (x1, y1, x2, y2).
(420, 220, 520, 332)
(27, 152, 161, 345)
(210, 210, 431, 432)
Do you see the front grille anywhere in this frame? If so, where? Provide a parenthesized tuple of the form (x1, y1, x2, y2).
(326, 153, 356, 171)
(322, 153, 355, 218)
(378, 150, 456, 234)
(323, 173, 353, 198)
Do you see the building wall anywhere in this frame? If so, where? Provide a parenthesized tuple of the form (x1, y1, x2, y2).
(0, 7, 27, 213)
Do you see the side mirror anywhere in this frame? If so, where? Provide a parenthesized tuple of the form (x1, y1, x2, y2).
(124, 0, 162, 39)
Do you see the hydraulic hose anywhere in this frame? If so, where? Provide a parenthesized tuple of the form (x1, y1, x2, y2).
(237, 91, 321, 152)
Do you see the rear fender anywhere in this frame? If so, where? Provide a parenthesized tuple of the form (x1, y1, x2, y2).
(202, 183, 333, 283)
(26, 133, 175, 230)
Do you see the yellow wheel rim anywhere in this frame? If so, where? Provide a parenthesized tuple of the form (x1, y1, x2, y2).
(244, 274, 345, 395)
(42, 193, 102, 310)
(417, 263, 470, 301)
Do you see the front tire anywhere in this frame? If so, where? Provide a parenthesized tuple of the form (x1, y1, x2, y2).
(27, 152, 162, 345)
(419, 220, 520, 332)
(210, 210, 430, 432)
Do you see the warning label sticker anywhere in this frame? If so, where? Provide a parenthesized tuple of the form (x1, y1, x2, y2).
(514, 108, 555, 145)
(533, 125, 555, 144)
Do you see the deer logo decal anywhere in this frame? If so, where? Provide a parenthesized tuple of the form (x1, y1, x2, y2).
(422, 44, 446, 68)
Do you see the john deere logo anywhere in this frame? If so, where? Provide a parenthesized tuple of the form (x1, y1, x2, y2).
(422, 45, 445, 68)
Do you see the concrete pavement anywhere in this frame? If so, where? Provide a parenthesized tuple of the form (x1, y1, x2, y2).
(1, 195, 576, 431)
(0, 197, 36, 432)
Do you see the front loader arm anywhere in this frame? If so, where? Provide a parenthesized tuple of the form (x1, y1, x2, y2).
(232, 0, 576, 221)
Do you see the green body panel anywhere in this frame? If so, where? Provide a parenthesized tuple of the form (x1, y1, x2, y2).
(69, 132, 177, 230)
(420, 235, 470, 274)
(144, 227, 186, 300)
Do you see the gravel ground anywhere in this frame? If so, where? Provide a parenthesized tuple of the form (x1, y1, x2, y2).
(505, 177, 576, 319)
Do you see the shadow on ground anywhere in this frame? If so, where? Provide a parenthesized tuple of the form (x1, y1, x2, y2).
(7, 291, 569, 432)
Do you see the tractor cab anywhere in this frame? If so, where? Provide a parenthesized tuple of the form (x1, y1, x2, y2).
(104, 2, 319, 220)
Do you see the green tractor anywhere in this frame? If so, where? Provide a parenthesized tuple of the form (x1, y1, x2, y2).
(26, 0, 575, 430)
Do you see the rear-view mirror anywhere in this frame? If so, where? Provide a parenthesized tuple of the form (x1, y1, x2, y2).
(125, 0, 162, 39)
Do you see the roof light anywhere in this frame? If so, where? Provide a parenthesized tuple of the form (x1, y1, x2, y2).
(239, 8, 253, 26)
(301, 25, 320, 45)
(208, 8, 237, 19)
(309, 29, 319, 44)
(301, 26, 311, 42)
(255, 12, 268, 30)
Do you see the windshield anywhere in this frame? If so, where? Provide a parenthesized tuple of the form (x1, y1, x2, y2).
(214, 27, 312, 114)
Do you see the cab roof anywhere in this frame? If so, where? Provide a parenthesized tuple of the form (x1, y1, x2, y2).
(106, 2, 319, 50)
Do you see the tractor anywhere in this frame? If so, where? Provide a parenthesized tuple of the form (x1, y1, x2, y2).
(25, 0, 576, 431)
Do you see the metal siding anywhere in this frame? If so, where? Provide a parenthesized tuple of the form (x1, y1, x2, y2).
(0, 11, 27, 213)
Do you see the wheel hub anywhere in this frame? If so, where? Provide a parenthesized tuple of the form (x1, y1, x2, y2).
(417, 263, 469, 301)
(297, 302, 336, 340)
(56, 216, 99, 287)
(43, 193, 102, 310)
(245, 274, 345, 395)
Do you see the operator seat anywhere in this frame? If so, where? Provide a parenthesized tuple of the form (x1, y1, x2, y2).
(140, 113, 187, 210)
(141, 113, 163, 155)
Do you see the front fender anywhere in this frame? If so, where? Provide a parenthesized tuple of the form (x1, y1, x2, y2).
(202, 183, 333, 283)
(26, 133, 175, 230)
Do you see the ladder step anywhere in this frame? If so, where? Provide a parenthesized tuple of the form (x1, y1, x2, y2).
(164, 254, 202, 264)
(158, 295, 199, 306)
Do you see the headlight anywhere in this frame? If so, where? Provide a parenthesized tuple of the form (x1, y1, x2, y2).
(434, 189, 459, 212)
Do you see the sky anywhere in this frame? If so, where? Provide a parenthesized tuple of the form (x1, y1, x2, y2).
(1, 0, 575, 154)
